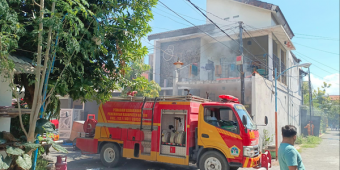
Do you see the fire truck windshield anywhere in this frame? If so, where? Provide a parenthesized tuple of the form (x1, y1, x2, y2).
(234, 104, 256, 130)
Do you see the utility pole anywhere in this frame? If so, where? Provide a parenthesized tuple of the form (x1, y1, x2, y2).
(238, 21, 245, 104)
(308, 67, 313, 125)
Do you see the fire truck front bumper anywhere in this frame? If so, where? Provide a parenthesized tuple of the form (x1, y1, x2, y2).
(242, 150, 272, 170)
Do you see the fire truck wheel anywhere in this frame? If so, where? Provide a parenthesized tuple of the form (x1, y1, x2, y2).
(100, 143, 122, 168)
(199, 151, 230, 170)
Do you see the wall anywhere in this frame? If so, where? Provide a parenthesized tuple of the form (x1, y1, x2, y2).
(84, 101, 100, 120)
(253, 73, 301, 150)
(159, 38, 201, 87)
(0, 73, 12, 107)
(60, 98, 72, 109)
(286, 52, 303, 128)
(0, 73, 12, 132)
(0, 117, 11, 132)
(206, 0, 272, 29)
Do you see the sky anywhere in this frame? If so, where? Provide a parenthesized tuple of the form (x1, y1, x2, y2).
(142, 0, 339, 95)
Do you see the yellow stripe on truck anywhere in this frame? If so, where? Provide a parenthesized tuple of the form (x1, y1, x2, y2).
(243, 157, 249, 167)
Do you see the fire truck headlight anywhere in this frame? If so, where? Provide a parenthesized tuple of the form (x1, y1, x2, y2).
(243, 146, 255, 157)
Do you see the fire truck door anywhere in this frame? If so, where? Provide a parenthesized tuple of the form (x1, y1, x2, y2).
(198, 105, 240, 160)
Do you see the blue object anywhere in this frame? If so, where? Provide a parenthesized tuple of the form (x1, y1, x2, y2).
(230, 64, 235, 71)
(278, 143, 305, 170)
(32, 10, 101, 170)
(192, 64, 198, 76)
(274, 64, 304, 160)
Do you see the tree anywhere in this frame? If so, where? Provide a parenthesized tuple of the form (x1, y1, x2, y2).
(1, 0, 157, 144)
(121, 60, 161, 98)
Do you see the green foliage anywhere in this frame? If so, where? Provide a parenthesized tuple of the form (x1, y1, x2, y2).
(52, 143, 68, 153)
(295, 135, 304, 145)
(121, 60, 161, 97)
(302, 81, 339, 129)
(2, 0, 158, 121)
(16, 154, 32, 170)
(35, 157, 49, 170)
(262, 129, 273, 148)
(10, 114, 30, 139)
(0, 130, 66, 169)
(6, 146, 24, 156)
(295, 135, 322, 149)
(35, 118, 56, 135)
(0, 0, 25, 76)
(306, 136, 322, 144)
(0, 155, 12, 170)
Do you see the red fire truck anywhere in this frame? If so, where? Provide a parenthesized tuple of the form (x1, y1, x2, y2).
(76, 94, 271, 170)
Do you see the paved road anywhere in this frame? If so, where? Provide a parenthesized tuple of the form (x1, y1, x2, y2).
(298, 130, 339, 170)
(49, 130, 339, 170)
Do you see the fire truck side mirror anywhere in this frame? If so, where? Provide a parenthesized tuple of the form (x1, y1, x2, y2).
(242, 115, 247, 133)
(264, 116, 268, 125)
(242, 115, 247, 126)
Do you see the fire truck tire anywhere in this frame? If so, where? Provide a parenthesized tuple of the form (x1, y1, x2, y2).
(100, 143, 122, 168)
(199, 151, 230, 170)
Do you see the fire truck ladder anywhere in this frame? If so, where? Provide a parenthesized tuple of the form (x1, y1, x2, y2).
(140, 97, 158, 130)
(140, 97, 158, 154)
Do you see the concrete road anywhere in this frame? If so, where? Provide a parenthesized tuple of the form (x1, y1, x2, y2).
(49, 130, 339, 170)
(299, 130, 339, 170)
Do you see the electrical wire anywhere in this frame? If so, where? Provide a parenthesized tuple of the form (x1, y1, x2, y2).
(150, 2, 333, 86)
(293, 52, 339, 73)
(157, 4, 206, 22)
(152, 10, 192, 27)
(293, 42, 339, 56)
(242, 24, 339, 76)
(295, 33, 339, 40)
(182, 0, 283, 74)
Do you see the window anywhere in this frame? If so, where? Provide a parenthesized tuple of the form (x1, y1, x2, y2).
(281, 49, 286, 85)
(204, 107, 239, 134)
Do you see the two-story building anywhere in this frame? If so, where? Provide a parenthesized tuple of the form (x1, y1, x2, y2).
(148, 0, 306, 147)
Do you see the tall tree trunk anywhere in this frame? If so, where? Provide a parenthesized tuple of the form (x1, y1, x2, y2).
(27, 0, 45, 142)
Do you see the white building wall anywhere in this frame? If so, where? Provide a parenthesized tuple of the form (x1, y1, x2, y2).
(0, 73, 12, 132)
(0, 73, 12, 107)
(253, 73, 301, 150)
(206, 0, 272, 29)
(153, 41, 161, 84)
(0, 117, 11, 132)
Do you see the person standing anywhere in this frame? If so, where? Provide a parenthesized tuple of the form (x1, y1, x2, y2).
(278, 125, 305, 170)
(304, 121, 313, 136)
(310, 121, 314, 136)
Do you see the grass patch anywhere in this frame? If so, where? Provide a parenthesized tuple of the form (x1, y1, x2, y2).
(302, 144, 317, 148)
(295, 136, 322, 149)
(306, 136, 322, 144)
(296, 148, 301, 153)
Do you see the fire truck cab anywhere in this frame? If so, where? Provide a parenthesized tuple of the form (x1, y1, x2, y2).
(76, 94, 271, 170)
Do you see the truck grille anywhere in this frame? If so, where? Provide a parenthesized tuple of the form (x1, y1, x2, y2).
(254, 146, 259, 157)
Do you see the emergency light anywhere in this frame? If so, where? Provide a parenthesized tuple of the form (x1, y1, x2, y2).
(219, 95, 239, 103)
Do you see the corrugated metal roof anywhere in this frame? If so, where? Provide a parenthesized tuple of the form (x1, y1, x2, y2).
(7, 55, 35, 74)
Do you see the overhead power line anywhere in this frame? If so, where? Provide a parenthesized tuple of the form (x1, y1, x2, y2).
(293, 42, 339, 56)
(186, 0, 237, 42)
(293, 51, 339, 72)
(156, 5, 206, 22)
(295, 33, 339, 40)
(158, 1, 272, 72)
